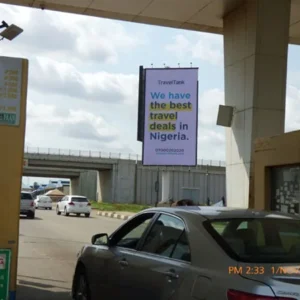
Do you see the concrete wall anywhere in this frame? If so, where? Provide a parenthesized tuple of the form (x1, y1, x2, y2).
(136, 165, 226, 206)
(69, 160, 226, 205)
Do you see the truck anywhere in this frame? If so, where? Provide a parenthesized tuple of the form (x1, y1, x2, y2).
(20, 191, 35, 219)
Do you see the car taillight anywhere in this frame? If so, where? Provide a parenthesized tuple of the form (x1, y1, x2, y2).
(68, 202, 75, 206)
(227, 290, 296, 300)
(30, 201, 34, 207)
(87, 203, 91, 206)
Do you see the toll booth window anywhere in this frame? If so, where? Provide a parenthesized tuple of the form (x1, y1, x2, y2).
(270, 165, 300, 215)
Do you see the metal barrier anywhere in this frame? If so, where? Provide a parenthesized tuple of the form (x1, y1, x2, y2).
(24, 146, 226, 167)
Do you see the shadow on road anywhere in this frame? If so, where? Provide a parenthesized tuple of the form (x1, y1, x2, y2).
(17, 280, 71, 300)
(20, 216, 43, 220)
(63, 215, 94, 219)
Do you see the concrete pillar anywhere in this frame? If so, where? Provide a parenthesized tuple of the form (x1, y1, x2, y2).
(113, 160, 136, 203)
(78, 170, 97, 200)
(70, 177, 80, 195)
(97, 170, 112, 202)
(223, 0, 290, 208)
(161, 171, 171, 202)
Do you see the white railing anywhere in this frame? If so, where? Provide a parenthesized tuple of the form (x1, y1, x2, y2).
(24, 146, 226, 167)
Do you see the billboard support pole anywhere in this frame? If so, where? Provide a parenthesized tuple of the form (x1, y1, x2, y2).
(155, 167, 159, 207)
(137, 65, 145, 142)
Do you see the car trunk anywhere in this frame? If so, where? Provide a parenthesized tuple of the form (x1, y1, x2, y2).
(238, 262, 300, 299)
(72, 201, 88, 208)
(41, 198, 51, 204)
(21, 198, 33, 210)
(21, 193, 33, 210)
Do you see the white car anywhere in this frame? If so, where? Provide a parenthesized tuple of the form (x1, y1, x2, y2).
(56, 195, 91, 217)
(20, 191, 35, 219)
(34, 195, 52, 210)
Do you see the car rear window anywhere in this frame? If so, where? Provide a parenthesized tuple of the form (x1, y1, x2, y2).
(71, 197, 88, 203)
(205, 217, 300, 263)
(21, 193, 33, 200)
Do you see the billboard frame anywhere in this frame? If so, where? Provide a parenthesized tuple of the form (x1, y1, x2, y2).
(136, 65, 146, 142)
(141, 67, 199, 167)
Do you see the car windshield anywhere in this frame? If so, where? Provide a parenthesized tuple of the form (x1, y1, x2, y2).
(72, 197, 88, 203)
(21, 193, 33, 200)
(206, 217, 300, 263)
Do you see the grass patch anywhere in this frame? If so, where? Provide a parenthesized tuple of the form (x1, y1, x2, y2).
(90, 201, 151, 213)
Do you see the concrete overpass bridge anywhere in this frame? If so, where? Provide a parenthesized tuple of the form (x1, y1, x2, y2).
(23, 147, 130, 202)
(23, 147, 226, 204)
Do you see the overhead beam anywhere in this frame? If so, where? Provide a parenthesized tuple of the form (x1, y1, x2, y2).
(2, 0, 300, 45)
(23, 167, 81, 178)
(27, 159, 112, 170)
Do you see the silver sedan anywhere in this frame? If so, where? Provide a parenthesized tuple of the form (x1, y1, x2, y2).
(71, 207, 300, 300)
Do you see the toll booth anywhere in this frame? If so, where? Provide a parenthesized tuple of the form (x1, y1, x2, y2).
(254, 130, 300, 214)
(0, 56, 28, 299)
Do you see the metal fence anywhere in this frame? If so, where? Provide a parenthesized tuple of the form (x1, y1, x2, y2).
(24, 146, 226, 167)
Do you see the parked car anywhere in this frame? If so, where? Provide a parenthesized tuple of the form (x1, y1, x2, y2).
(71, 206, 300, 300)
(20, 191, 35, 219)
(56, 195, 91, 217)
(34, 195, 52, 210)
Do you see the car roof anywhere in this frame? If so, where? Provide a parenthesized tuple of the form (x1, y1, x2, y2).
(67, 195, 87, 198)
(21, 191, 32, 194)
(142, 206, 300, 220)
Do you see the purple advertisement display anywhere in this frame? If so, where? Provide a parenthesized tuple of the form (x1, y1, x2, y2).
(142, 68, 198, 166)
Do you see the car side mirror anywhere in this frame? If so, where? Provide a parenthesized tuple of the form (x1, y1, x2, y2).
(91, 233, 109, 246)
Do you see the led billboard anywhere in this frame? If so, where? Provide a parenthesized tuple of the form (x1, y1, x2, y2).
(142, 68, 198, 166)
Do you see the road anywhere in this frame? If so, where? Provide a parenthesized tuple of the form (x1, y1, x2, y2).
(17, 209, 123, 300)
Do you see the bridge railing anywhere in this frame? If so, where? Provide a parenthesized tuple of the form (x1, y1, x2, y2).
(24, 146, 226, 167)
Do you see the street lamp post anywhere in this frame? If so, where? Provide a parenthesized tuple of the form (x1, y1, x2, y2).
(206, 165, 210, 205)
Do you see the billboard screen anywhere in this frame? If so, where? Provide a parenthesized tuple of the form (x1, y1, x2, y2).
(142, 68, 198, 166)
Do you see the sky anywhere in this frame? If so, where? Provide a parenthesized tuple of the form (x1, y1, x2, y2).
(1, 3, 300, 185)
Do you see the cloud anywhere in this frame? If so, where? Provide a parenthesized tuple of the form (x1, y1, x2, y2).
(0, 4, 143, 64)
(197, 89, 225, 160)
(1, 3, 228, 163)
(26, 101, 121, 149)
(165, 33, 223, 65)
(28, 57, 138, 105)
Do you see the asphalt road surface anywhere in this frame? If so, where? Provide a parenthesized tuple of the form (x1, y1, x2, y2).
(17, 209, 123, 300)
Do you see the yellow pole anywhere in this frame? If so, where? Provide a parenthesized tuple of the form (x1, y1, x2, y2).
(0, 56, 28, 300)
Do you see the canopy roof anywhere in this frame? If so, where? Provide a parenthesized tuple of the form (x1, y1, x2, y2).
(2, 0, 300, 44)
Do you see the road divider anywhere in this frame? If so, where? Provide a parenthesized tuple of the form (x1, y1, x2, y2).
(96, 211, 134, 221)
